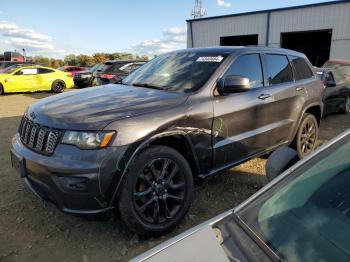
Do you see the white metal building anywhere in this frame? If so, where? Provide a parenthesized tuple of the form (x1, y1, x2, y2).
(187, 0, 350, 66)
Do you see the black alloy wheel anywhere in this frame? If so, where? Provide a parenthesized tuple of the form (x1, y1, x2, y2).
(134, 158, 186, 224)
(51, 80, 66, 93)
(295, 113, 318, 158)
(118, 145, 194, 236)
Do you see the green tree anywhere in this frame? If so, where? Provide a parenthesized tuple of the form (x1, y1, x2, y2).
(93, 53, 108, 63)
(64, 54, 78, 66)
(76, 55, 96, 67)
(34, 56, 51, 67)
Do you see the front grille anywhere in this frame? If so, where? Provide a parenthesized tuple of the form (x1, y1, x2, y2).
(18, 116, 62, 155)
(74, 74, 81, 79)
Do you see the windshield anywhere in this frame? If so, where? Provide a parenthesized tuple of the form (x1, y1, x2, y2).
(122, 52, 228, 93)
(89, 63, 103, 73)
(237, 133, 350, 261)
(0, 65, 22, 74)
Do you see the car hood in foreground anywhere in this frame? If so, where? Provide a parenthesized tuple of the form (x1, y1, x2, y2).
(27, 84, 188, 130)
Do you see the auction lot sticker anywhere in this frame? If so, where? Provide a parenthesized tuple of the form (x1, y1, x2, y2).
(196, 56, 224, 63)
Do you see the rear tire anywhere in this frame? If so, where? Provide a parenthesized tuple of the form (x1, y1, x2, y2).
(293, 113, 319, 159)
(340, 96, 350, 114)
(51, 80, 66, 93)
(0, 84, 4, 95)
(118, 145, 194, 237)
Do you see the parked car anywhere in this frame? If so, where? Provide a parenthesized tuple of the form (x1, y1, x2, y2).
(316, 68, 350, 115)
(10, 47, 323, 236)
(58, 66, 86, 76)
(92, 60, 146, 85)
(131, 129, 350, 262)
(323, 59, 350, 82)
(0, 65, 74, 94)
(0, 61, 37, 70)
(73, 63, 104, 88)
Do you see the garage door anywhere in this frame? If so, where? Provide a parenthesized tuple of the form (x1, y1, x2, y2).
(281, 29, 332, 67)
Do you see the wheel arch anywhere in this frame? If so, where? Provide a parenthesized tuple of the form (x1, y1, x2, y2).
(304, 104, 322, 125)
(109, 131, 201, 205)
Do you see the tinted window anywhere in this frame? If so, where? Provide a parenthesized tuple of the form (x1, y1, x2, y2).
(291, 56, 314, 80)
(266, 54, 293, 85)
(38, 68, 54, 74)
(224, 54, 264, 88)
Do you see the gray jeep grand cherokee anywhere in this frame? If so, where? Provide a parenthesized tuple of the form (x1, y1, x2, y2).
(10, 47, 324, 236)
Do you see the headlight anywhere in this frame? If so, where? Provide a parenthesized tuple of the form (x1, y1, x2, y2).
(62, 131, 115, 149)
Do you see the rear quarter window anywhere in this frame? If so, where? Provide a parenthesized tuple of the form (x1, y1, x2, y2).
(291, 56, 314, 80)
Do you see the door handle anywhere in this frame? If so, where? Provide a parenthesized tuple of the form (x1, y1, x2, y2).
(296, 87, 304, 92)
(258, 94, 271, 100)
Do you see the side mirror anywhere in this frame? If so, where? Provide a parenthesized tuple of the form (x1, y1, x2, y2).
(325, 80, 336, 87)
(218, 75, 251, 94)
(265, 147, 299, 182)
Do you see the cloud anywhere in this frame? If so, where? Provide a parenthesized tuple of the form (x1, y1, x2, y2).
(0, 20, 65, 57)
(130, 26, 187, 56)
(217, 0, 231, 7)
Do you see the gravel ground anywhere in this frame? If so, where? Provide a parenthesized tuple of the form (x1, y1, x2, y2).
(0, 92, 349, 262)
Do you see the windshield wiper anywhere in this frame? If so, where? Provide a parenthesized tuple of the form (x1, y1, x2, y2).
(131, 83, 164, 90)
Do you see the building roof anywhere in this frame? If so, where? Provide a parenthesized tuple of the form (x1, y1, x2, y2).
(187, 0, 349, 22)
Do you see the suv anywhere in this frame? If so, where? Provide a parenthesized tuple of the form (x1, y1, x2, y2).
(73, 63, 104, 88)
(10, 47, 323, 236)
(92, 60, 146, 85)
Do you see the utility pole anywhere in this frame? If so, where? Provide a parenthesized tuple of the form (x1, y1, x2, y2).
(191, 0, 207, 19)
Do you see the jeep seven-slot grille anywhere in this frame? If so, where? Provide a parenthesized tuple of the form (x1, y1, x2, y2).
(18, 117, 62, 155)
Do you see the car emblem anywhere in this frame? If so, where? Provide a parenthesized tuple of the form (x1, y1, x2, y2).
(30, 112, 36, 119)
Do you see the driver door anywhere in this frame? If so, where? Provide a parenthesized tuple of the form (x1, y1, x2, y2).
(9, 68, 39, 92)
(213, 53, 270, 167)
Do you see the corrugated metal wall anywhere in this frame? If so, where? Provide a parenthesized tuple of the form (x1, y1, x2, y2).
(188, 1, 350, 60)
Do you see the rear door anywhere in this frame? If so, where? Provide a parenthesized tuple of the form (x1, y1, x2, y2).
(259, 53, 307, 146)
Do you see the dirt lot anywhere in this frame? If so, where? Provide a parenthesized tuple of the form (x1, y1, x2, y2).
(0, 92, 349, 262)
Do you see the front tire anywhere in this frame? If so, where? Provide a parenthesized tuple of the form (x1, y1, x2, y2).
(294, 113, 319, 158)
(51, 80, 66, 93)
(118, 145, 194, 237)
(340, 96, 350, 114)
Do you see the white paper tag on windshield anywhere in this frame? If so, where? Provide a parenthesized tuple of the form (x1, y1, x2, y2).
(196, 56, 224, 63)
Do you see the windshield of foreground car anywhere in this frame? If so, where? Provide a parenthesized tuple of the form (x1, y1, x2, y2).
(122, 52, 228, 93)
(236, 133, 350, 262)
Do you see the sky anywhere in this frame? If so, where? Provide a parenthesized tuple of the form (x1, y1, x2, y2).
(0, 0, 340, 59)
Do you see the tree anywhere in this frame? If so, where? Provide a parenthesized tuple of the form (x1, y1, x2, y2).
(76, 55, 96, 67)
(64, 54, 78, 66)
(93, 53, 108, 63)
(51, 59, 65, 68)
(34, 56, 51, 67)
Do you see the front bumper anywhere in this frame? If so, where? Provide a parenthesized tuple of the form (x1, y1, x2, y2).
(11, 133, 127, 216)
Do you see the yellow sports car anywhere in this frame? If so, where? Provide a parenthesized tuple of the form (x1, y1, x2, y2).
(0, 65, 74, 95)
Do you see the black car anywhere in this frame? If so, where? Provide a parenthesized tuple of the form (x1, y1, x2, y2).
(10, 47, 323, 236)
(73, 63, 104, 88)
(132, 129, 350, 262)
(92, 60, 146, 86)
(316, 68, 350, 115)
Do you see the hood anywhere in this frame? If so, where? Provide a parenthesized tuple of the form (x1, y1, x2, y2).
(28, 84, 188, 130)
(131, 226, 230, 262)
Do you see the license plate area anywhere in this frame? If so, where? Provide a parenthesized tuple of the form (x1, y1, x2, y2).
(11, 150, 27, 177)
